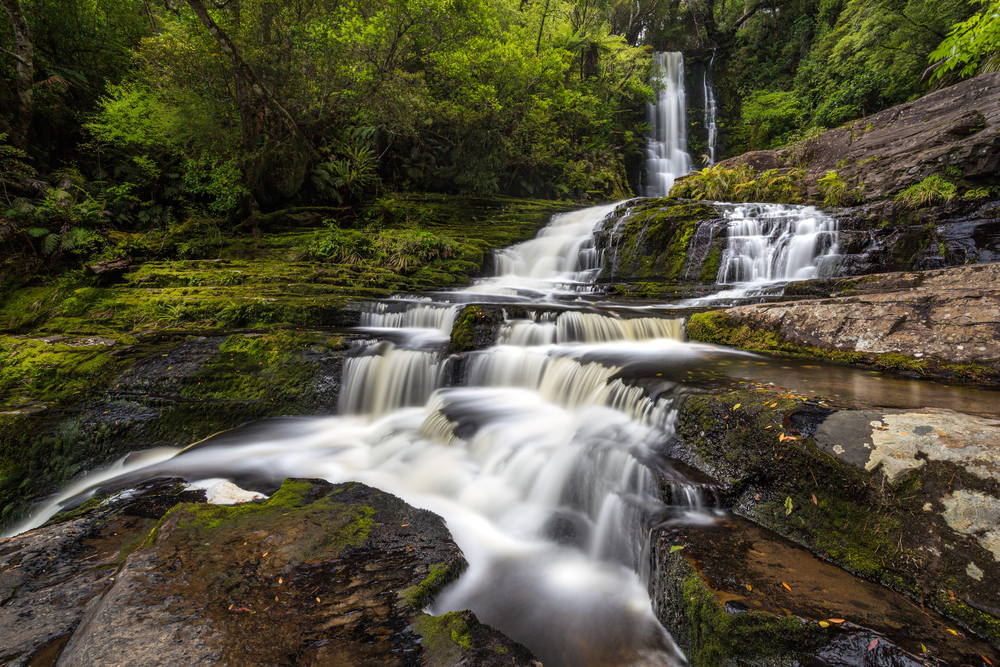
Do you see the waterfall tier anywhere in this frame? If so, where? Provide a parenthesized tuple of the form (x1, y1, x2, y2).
(644, 52, 691, 198)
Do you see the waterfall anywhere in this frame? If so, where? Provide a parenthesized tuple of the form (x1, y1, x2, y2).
(11, 203, 712, 667)
(716, 203, 840, 287)
(702, 53, 718, 166)
(644, 52, 691, 198)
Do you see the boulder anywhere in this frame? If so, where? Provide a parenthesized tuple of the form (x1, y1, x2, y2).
(718, 72, 1000, 199)
(668, 389, 1000, 650)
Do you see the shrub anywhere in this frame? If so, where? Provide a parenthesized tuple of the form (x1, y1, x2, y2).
(817, 170, 863, 207)
(670, 165, 805, 204)
(896, 175, 957, 208)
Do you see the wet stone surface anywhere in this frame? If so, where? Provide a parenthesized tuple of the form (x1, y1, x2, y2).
(0, 478, 537, 667)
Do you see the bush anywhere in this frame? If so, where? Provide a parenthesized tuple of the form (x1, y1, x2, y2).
(739, 91, 805, 151)
(670, 165, 805, 204)
(896, 175, 957, 208)
(817, 170, 863, 207)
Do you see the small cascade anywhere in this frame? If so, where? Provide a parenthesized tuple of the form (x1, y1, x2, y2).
(702, 53, 718, 166)
(716, 203, 839, 293)
(644, 52, 691, 198)
(468, 204, 620, 296)
(360, 299, 458, 333)
(499, 311, 684, 345)
(338, 342, 448, 416)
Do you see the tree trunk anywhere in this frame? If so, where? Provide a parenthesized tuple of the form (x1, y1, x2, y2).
(184, 0, 302, 149)
(1, 0, 34, 150)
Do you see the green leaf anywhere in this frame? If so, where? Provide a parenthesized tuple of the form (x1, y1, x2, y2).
(784, 496, 794, 516)
(669, 545, 685, 554)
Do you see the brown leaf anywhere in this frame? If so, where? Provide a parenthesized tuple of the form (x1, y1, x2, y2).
(770, 403, 778, 408)
(765, 425, 773, 429)
(316, 597, 321, 603)
(782, 582, 791, 591)
(867, 638, 879, 651)
(746, 584, 752, 591)
(827, 618, 845, 624)
(812, 494, 818, 505)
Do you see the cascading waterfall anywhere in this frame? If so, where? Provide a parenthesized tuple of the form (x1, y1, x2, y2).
(10, 202, 722, 667)
(644, 52, 691, 198)
(716, 203, 840, 289)
(702, 52, 718, 166)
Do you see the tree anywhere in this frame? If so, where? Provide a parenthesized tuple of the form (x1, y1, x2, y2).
(0, 0, 33, 150)
(929, 0, 1000, 81)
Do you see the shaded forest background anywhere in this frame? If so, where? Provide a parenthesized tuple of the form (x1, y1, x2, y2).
(0, 0, 997, 274)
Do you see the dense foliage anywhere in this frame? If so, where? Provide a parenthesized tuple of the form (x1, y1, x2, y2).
(0, 0, 997, 279)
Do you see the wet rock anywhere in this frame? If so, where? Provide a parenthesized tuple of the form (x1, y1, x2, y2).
(593, 198, 723, 294)
(671, 389, 1000, 647)
(0, 478, 204, 667)
(449, 305, 505, 353)
(0, 478, 538, 667)
(717, 72, 1000, 199)
(688, 263, 1000, 384)
(0, 329, 346, 531)
(652, 515, 999, 666)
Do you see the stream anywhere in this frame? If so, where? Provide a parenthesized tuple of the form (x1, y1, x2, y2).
(9, 202, 1000, 666)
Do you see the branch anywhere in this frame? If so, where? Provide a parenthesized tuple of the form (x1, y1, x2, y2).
(0, 44, 30, 67)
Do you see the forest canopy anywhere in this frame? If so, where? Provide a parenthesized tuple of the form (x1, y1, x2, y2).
(0, 0, 996, 270)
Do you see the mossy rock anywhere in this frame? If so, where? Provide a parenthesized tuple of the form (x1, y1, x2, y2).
(671, 389, 1000, 646)
(450, 305, 504, 353)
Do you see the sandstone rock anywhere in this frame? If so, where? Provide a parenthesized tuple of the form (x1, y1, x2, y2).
(688, 263, 1000, 383)
(718, 72, 1000, 198)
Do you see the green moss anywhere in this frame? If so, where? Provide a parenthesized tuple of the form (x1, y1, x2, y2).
(400, 561, 463, 609)
(412, 612, 472, 661)
(698, 248, 721, 283)
(174, 479, 375, 559)
(686, 311, 999, 383)
(677, 567, 826, 665)
(602, 198, 717, 284)
(449, 305, 502, 353)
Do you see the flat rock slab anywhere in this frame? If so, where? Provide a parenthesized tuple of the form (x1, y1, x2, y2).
(0, 478, 537, 667)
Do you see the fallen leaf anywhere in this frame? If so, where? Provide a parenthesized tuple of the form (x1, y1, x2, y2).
(262, 552, 268, 557)
(278, 578, 283, 584)
(401, 524, 409, 527)
(921, 644, 926, 653)
(784, 496, 793, 516)
(733, 403, 741, 409)
(947, 628, 959, 636)
(828, 619, 845, 624)
(746, 584, 752, 591)
(812, 494, 818, 505)
(868, 638, 879, 651)
(765, 425, 773, 429)
(770, 402, 778, 408)
(316, 597, 321, 603)
(275, 596, 279, 602)
(228, 604, 234, 610)
(782, 582, 791, 591)
(669, 545, 685, 553)
(819, 621, 830, 628)
(983, 656, 993, 665)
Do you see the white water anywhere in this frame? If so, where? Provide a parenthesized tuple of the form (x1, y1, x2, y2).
(644, 52, 691, 198)
(707, 202, 840, 301)
(702, 53, 718, 166)
(10, 202, 711, 667)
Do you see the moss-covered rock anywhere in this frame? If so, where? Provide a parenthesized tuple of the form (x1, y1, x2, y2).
(670, 388, 1000, 646)
(594, 197, 721, 292)
(449, 305, 504, 353)
(0, 329, 345, 530)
